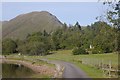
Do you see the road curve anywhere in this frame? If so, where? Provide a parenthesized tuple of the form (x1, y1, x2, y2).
(40, 59, 88, 78)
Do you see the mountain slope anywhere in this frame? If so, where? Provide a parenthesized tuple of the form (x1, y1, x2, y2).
(2, 11, 63, 40)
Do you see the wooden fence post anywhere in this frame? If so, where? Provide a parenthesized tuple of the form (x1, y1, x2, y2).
(109, 60, 112, 77)
(102, 59, 105, 76)
(102, 59, 103, 69)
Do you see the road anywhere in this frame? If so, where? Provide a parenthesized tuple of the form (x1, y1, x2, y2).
(40, 59, 88, 78)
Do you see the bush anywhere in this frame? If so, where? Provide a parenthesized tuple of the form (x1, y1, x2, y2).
(91, 49, 99, 54)
(18, 42, 48, 56)
(91, 48, 103, 54)
(72, 47, 88, 55)
(2, 39, 17, 54)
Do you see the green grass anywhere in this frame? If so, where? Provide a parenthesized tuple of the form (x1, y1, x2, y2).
(6, 54, 55, 68)
(42, 50, 118, 78)
(5, 54, 55, 78)
(74, 62, 104, 78)
(5, 50, 118, 78)
(45, 50, 118, 66)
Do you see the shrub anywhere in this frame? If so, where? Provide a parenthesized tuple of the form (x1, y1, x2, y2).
(72, 47, 88, 55)
(2, 39, 17, 54)
(18, 42, 48, 56)
(91, 48, 103, 54)
(91, 49, 99, 54)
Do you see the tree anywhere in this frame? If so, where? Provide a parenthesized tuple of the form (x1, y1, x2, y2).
(18, 41, 48, 56)
(74, 22, 81, 31)
(63, 23, 68, 30)
(17, 31, 50, 55)
(2, 39, 17, 54)
(43, 30, 49, 36)
(51, 32, 60, 50)
(102, 1, 120, 53)
(17, 43, 30, 55)
(81, 21, 116, 53)
(29, 42, 48, 56)
(72, 47, 88, 55)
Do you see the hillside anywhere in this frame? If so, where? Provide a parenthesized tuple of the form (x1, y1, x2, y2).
(2, 11, 63, 40)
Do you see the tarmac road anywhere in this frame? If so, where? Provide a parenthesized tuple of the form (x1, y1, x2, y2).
(40, 58, 88, 78)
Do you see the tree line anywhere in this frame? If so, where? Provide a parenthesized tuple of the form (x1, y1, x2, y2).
(2, 21, 118, 55)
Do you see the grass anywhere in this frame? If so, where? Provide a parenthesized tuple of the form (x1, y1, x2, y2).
(5, 54, 55, 78)
(74, 62, 104, 78)
(5, 50, 118, 78)
(42, 50, 118, 78)
(6, 54, 55, 68)
(45, 50, 118, 66)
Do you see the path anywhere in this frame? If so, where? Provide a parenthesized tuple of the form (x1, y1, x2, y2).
(40, 58, 88, 78)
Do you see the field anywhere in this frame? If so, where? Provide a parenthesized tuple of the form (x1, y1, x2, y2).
(43, 50, 118, 78)
(5, 50, 118, 78)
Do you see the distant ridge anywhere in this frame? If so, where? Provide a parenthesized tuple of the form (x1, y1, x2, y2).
(2, 11, 63, 40)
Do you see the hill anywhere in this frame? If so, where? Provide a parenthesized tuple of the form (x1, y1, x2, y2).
(2, 11, 63, 40)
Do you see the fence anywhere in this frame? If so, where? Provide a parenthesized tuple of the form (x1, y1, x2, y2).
(77, 58, 119, 78)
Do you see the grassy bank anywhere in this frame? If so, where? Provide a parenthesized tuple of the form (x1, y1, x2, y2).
(43, 50, 118, 78)
(6, 54, 55, 67)
(5, 50, 118, 78)
(4, 55, 55, 78)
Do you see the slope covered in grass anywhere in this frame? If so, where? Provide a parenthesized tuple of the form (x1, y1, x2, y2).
(2, 11, 63, 40)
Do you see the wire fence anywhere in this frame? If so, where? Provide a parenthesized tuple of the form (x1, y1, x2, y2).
(77, 58, 119, 78)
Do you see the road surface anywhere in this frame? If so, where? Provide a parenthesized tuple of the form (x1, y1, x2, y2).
(40, 59, 88, 78)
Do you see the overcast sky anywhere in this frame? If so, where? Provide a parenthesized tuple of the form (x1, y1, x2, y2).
(2, 2, 108, 26)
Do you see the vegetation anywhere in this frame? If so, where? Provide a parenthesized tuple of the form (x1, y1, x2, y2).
(7, 50, 118, 78)
(2, 21, 118, 55)
(48, 50, 118, 78)
(72, 47, 88, 55)
(2, 38, 17, 54)
(99, 1, 120, 53)
(2, 1, 119, 78)
(2, 11, 62, 40)
(2, 1, 120, 55)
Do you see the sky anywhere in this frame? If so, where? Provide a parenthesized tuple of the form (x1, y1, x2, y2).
(1, 2, 108, 26)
